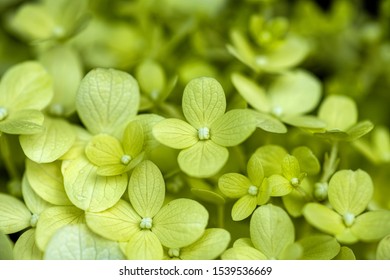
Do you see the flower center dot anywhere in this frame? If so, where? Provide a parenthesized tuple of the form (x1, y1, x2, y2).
(248, 185, 258, 196)
(168, 248, 180, 258)
(343, 212, 355, 227)
(0, 107, 8, 121)
(290, 177, 300, 187)
(30, 214, 39, 228)
(121, 154, 132, 165)
(49, 103, 65, 116)
(271, 106, 283, 117)
(140, 217, 153, 229)
(198, 127, 210, 140)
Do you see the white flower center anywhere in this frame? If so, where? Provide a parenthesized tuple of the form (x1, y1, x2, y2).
(0, 107, 8, 121)
(343, 212, 355, 227)
(30, 213, 39, 227)
(198, 127, 210, 140)
(140, 217, 153, 229)
(168, 248, 180, 258)
(248, 185, 258, 196)
(121, 154, 132, 165)
(271, 106, 283, 117)
(49, 103, 65, 116)
(290, 177, 300, 187)
(255, 55, 268, 66)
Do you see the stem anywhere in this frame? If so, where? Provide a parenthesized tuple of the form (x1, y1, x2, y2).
(320, 141, 339, 183)
(217, 204, 225, 228)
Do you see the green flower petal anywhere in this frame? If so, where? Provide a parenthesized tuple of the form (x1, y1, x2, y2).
(247, 154, 265, 186)
(63, 156, 128, 212)
(268, 174, 292, 196)
(182, 77, 226, 128)
(128, 160, 165, 218)
(218, 173, 251, 198)
(22, 174, 52, 215)
(179, 228, 231, 260)
(221, 246, 267, 260)
(282, 179, 312, 217)
(210, 109, 256, 147)
(44, 224, 124, 260)
(334, 246, 356, 260)
(125, 230, 163, 260)
(250, 204, 295, 259)
(303, 203, 345, 236)
(328, 169, 373, 216)
(297, 235, 340, 260)
(178, 140, 229, 178)
(232, 195, 258, 221)
(153, 198, 208, 248)
(122, 121, 144, 157)
(19, 117, 76, 163)
(345, 120, 374, 141)
(281, 154, 301, 180)
(0, 193, 31, 234)
(252, 145, 287, 176)
(0, 61, 53, 111)
(252, 111, 287, 133)
(13, 229, 43, 260)
(132, 114, 165, 151)
(86, 200, 140, 242)
(282, 115, 326, 129)
(35, 205, 84, 251)
(85, 134, 124, 166)
(0, 231, 14, 260)
(257, 180, 271, 205)
(26, 159, 71, 205)
(152, 118, 198, 149)
(76, 68, 139, 137)
(136, 60, 166, 99)
(292, 146, 320, 176)
(376, 235, 390, 260)
(0, 109, 44, 135)
(352, 210, 390, 242)
(336, 228, 359, 244)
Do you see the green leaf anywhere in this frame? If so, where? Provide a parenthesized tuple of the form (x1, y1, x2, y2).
(250, 204, 294, 259)
(318, 95, 357, 131)
(35, 205, 84, 251)
(182, 77, 226, 128)
(44, 224, 125, 260)
(210, 109, 256, 147)
(0, 231, 14, 260)
(26, 159, 71, 205)
(152, 118, 198, 149)
(76, 68, 140, 137)
(179, 228, 231, 260)
(19, 116, 76, 163)
(86, 199, 141, 242)
(218, 173, 251, 198)
(125, 230, 163, 260)
(0, 61, 53, 111)
(22, 174, 52, 215)
(62, 156, 128, 212)
(292, 146, 320, 175)
(178, 140, 229, 178)
(85, 134, 124, 166)
(376, 235, 390, 260)
(303, 203, 345, 236)
(328, 169, 373, 216)
(13, 229, 42, 260)
(352, 210, 390, 242)
(232, 195, 258, 221)
(0, 109, 44, 135)
(252, 145, 287, 176)
(0, 193, 31, 234)
(128, 160, 165, 218)
(153, 198, 208, 248)
(297, 235, 340, 260)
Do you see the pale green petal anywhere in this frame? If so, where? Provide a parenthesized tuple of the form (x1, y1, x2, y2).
(318, 95, 357, 131)
(252, 111, 287, 133)
(125, 230, 163, 260)
(328, 169, 373, 215)
(252, 145, 287, 176)
(62, 156, 128, 212)
(257, 179, 271, 205)
(44, 224, 125, 260)
(281, 154, 301, 180)
(13, 229, 43, 260)
(35, 205, 84, 251)
(334, 246, 356, 260)
(0, 231, 14, 260)
(218, 173, 251, 198)
(178, 140, 229, 178)
(136, 59, 166, 98)
(268, 174, 292, 196)
(187, 177, 226, 205)
(227, 30, 257, 71)
(182, 77, 226, 128)
(282, 115, 326, 129)
(152, 118, 198, 149)
(85, 134, 123, 166)
(250, 204, 295, 259)
(19, 117, 76, 163)
(352, 210, 390, 242)
(76, 68, 139, 137)
(232, 195, 258, 221)
(122, 121, 144, 157)
(247, 154, 265, 186)
(376, 235, 390, 260)
(179, 228, 230, 260)
(282, 179, 312, 217)
(0, 193, 31, 234)
(210, 109, 256, 147)
(233, 237, 254, 248)
(22, 174, 52, 215)
(0, 61, 53, 111)
(221, 246, 267, 260)
(279, 243, 303, 260)
(86, 200, 140, 242)
(0, 109, 44, 135)
(59, 125, 92, 160)
(153, 198, 208, 248)
(268, 70, 321, 116)
(132, 114, 165, 151)
(345, 120, 374, 141)
(128, 160, 165, 218)
(336, 228, 359, 244)
(297, 235, 340, 260)
(231, 72, 270, 112)
(26, 159, 71, 205)
(292, 146, 320, 176)
(303, 203, 345, 236)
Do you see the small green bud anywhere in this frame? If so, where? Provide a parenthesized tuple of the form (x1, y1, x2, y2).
(140, 217, 153, 229)
(121, 154, 132, 165)
(343, 212, 355, 227)
(198, 127, 210, 140)
(248, 185, 259, 196)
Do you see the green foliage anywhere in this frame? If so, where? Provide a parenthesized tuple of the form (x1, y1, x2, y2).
(0, 0, 389, 260)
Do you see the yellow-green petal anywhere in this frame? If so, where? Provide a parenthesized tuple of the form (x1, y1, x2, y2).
(281, 154, 301, 180)
(282, 115, 326, 129)
(178, 140, 229, 178)
(132, 114, 165, 151)
(21, 174, 52, 215)
(334, 246, 356, 260)
(376, 235, 390, 260)
(218, 173, 251, 198)
(303, 203, 345, 236)
(232, 195, 258, 221)
(221, 246, 267, 260)
(152, 118, 198, 149)
(13, 229, 43, 260)
(210, 109, 256, 147)
(182, 77, 226, 128)
(252, 145, 287, 177)
(247, 154, 265, 186)
(86, 200, 140, 242)
(85, 134, 124, 166)
(297, 235, 340, 260)
(122, 121, 144, 157)
(352, 210, 390, 242)
(268, 174, 292, 196)
(153, 198, 208, 248)
(0, 193, 31, 234)
(292, 146, 320, 176)
(252, 111, 287, 133)
(125, 230, 163, 260)
(0, 109, 44, 135)
(0, 231, 14, 260)
(128, 160, 165, 218)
